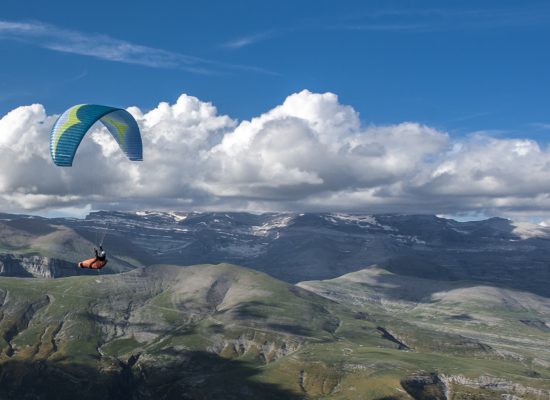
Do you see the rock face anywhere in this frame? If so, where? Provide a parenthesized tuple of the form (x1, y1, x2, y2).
(48, 212, 550, 294)
(440, 374, 550, 399)
(402, 373, 550, 400)
(1, 212, 550, 296)
(0, 254, 77, 278)
(401, 373, 448, 400)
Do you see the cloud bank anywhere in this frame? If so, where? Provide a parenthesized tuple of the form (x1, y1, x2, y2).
(2, 90, 550, 219)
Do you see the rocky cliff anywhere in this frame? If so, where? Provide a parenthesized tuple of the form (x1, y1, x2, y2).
(0, 254, 78, 278)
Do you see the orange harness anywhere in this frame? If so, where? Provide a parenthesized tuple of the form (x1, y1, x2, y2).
(78, 257, 108, 270)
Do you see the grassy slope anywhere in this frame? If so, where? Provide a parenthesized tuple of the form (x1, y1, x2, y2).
(298, 266, 550, 397)
(0, 264, 549, 399)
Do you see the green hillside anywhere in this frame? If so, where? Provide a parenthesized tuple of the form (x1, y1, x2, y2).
(299, 266, 550, 398)
(0, 264, 549, 399)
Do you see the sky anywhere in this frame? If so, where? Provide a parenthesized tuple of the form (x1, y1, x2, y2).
(1, 0, 550, 220)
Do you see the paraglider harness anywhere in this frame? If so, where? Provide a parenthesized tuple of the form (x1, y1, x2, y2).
(78, 225, 109, 270)
(78, 245, 108, 270)
(95, 246, 107, 262)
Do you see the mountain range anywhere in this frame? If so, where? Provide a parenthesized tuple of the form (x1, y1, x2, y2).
(2, 211, 550, 293)
(0, 212, 549, 399)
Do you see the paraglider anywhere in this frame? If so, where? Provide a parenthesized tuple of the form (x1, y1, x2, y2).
(79, 245, 108, 270)
(50, 104, 143, 270)
(50, 104, 143, 166)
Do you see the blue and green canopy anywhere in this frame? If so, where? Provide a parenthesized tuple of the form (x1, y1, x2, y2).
(50, 104, 143, 167)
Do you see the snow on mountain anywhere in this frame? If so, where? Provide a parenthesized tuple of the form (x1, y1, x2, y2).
(251, 215, 295, 237)
(1, 211, 549, 297)
(326, 213, 395, 231)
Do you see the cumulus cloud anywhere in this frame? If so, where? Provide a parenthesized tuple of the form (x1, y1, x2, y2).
(201, 92, 448, 201)
(2, 90, 550, 219)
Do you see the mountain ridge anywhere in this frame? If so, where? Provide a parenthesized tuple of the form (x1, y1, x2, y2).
(1, 211, 549, 297)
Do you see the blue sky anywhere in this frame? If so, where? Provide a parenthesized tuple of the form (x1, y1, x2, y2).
(2, 1, 550, 220)
(1, 0, 549, 138)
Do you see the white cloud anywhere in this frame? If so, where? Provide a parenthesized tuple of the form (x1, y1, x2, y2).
(3, 90, 550, 219)
(336, 6, 550, 32)
(222, 31, 277, 49)
(0, 20, 275, 75)
(201, 91, 448, 200)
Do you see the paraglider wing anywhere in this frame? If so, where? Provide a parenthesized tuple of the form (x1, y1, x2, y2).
(50, 104, 143, 166)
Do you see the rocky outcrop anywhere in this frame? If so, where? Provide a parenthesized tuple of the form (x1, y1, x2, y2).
(403, 373, 550, 400)
(376, 326, 412, 350)
(2, 296, 51, 357)
(401, 373, 448, 400)
(207, 333, 301, 363)
(440, 374, 550, 399)
(0, 254, 79, 278)
(0, 255, 33, 277)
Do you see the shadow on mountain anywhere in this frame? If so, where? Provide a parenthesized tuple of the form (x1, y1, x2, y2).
(0, 351, 304, 400)
(381, 246, 550, 299)
(361, 262, 550, 302)
(266, 323, 313, 337)
(233, 301, 271, 320)
(82, 314, 209, 345)
(4, 218, 57, 235)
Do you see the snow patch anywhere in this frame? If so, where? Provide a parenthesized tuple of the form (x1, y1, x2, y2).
(168, 212, 188, 222)
(135, 211, 188, 222)
(391, 234, 427, 245)
(328, 213, 395, 231)
(251, 215, 294, 236)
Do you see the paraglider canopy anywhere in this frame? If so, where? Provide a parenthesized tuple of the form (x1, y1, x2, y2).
(50, 104, 143, 166)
